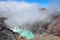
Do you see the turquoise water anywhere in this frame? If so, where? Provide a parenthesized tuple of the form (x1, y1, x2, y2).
(14, 29, 34, 40)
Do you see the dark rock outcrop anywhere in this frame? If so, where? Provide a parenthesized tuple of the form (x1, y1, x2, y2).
(0, 17, 19, 40)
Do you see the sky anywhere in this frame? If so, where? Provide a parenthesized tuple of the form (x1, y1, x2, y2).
(0, 0, 60, 8)
(0, 0, 52, 8)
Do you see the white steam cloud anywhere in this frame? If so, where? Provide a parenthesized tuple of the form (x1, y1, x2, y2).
(0, 2, 50, 30)
(0, 1, 60, 31)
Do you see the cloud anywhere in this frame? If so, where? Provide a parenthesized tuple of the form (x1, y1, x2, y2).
(0, 1, 50, 30)
(0, 1, 60, 32)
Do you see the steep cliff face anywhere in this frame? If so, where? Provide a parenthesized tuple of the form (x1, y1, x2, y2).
(46, 13, 60, 36)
